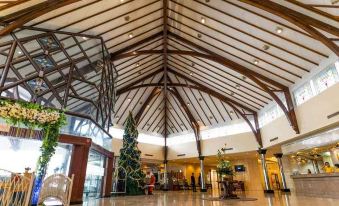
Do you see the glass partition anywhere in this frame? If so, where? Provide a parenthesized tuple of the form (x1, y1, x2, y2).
(0, 135, 72, 176)
(62, 115, 112, 151)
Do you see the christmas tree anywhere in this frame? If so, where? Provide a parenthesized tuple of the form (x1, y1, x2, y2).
(118, 112, 145, 195)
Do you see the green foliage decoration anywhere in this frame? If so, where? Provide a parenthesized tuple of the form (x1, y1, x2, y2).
(0, 99, 66, 178)
(118, 112, 145, 195)
(216, 144, 234, 176)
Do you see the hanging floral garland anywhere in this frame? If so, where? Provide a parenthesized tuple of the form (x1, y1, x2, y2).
(0, 99, 66, 204)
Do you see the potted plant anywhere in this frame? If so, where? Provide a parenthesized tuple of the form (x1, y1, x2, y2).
(216, 145, 237, 199)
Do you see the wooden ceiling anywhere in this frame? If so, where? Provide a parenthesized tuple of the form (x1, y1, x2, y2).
(0, 0, 338, 144)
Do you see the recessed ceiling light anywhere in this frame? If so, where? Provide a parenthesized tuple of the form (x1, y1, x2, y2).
(189, 72, 193, 76)
(209, 116, 213, 119)
(127, 98, 131, 101)
(147, 104, 150, 108)
(146, 123, 150, 127)
(115, 115, 119, 119)
(128, 33, 133, 38)
(275, 27, 283, 34)
(120, 0, 125, 2)
(263, 45, 270, 50)
(158, 107, 161, 110)
(139, 101, 143, 104)
(198, 98, 202, 101)
(17, 51, 22, 54)
(82, 36, 88, 40)
(136, 62, 140, 67)
(124, 16, 130, 21)
(201, 17, 206, 24)
(253, 59, 259, 65)
(187, 102, 190, 106)
(197, 120, 201, 123)
(229, 111, 234, 114)
(197, 33, 202, 38)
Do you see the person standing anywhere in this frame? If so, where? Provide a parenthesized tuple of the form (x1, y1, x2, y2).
(191, 173, 196, 192)
(322, 162, 334, 173)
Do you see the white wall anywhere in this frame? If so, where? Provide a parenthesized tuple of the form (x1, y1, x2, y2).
(261, 83, 339, 148)
(167, 132, 259, 160)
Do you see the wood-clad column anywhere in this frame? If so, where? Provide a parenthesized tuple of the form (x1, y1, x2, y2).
(59, 134, 92, 204)
(102, 156, 114, 197)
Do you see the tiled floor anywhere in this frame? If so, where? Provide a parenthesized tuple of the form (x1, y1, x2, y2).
(80, 190, 339, 206)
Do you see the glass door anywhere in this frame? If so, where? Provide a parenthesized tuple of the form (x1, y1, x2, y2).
(83, 150, 105, 199)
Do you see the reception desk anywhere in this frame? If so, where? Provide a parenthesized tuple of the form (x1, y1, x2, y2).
(291, 173, 339, 198)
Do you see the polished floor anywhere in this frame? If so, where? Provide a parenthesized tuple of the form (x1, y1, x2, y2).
(80, 190, 339, 206)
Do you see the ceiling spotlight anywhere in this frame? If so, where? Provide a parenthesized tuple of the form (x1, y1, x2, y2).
(191, 62, 195, 67)
(120, 0, 125, 2)
(201, 17, 206, 24)
(139, 101, 143, 105)
(189, 72, 193, 76)
(187, 103, 190, 106)
(132, 51, 137, 55)
(229, 111, 234, 114)
(124, 16, 130, 21)
(147, 104, 150, 108)
(17, 51, 22, 55)
(275, 27, 283, 34)
(127, 98, 131, 101)
(136, 62, 140, 67)
(115, 115, 120, 119)
(197, 120, 201, 123)
(146, 123, 150, 127)
(158, 107, 161, 110)
(263, 45, 270, 50)
(253, 59, 259, 65)
(198, 98, 202, 101)
(128, 33, 133, 38)
(197, 33, 202, 38)
(82, 36, 88, 40)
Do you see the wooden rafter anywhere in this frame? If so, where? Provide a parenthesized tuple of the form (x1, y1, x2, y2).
(239, 0, 339, 56)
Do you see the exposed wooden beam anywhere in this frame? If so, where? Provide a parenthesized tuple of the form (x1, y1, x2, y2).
(239, 0, 339, 56)
(0, 0, 82, 37)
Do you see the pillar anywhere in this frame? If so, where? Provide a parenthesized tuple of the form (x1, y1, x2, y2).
(163, 160, 169, 191)
(102, 156, 114, 197)
(67, 139, 91, 204)
(199, 156, 207, 192)
(311, 159, 320, 174)
(258, 148, 274, 193)
(274, 153, 290, 192)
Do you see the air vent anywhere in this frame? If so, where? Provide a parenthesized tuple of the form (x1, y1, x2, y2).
(328, 111, 339, 119)
(144, 154, 153, 157)
(177, 154, 186, 157)
(270, 137, 279, 142)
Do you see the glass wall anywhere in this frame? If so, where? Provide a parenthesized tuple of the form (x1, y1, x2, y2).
(0, 135, 72, 176)
(83, 150, 105, 199)
(293, 60, 339, 106)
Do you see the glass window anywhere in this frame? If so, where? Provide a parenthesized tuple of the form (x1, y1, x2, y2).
(313, 64, 339, 94)
(293, 82, 313, 106)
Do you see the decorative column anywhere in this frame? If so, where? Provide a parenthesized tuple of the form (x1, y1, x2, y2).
(258, 149, 274, 193)
(163, 160, 169, 191)
(199, 156, 207, 192)
(311, 159, 320, 174)
(274, 153, 290, 192)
